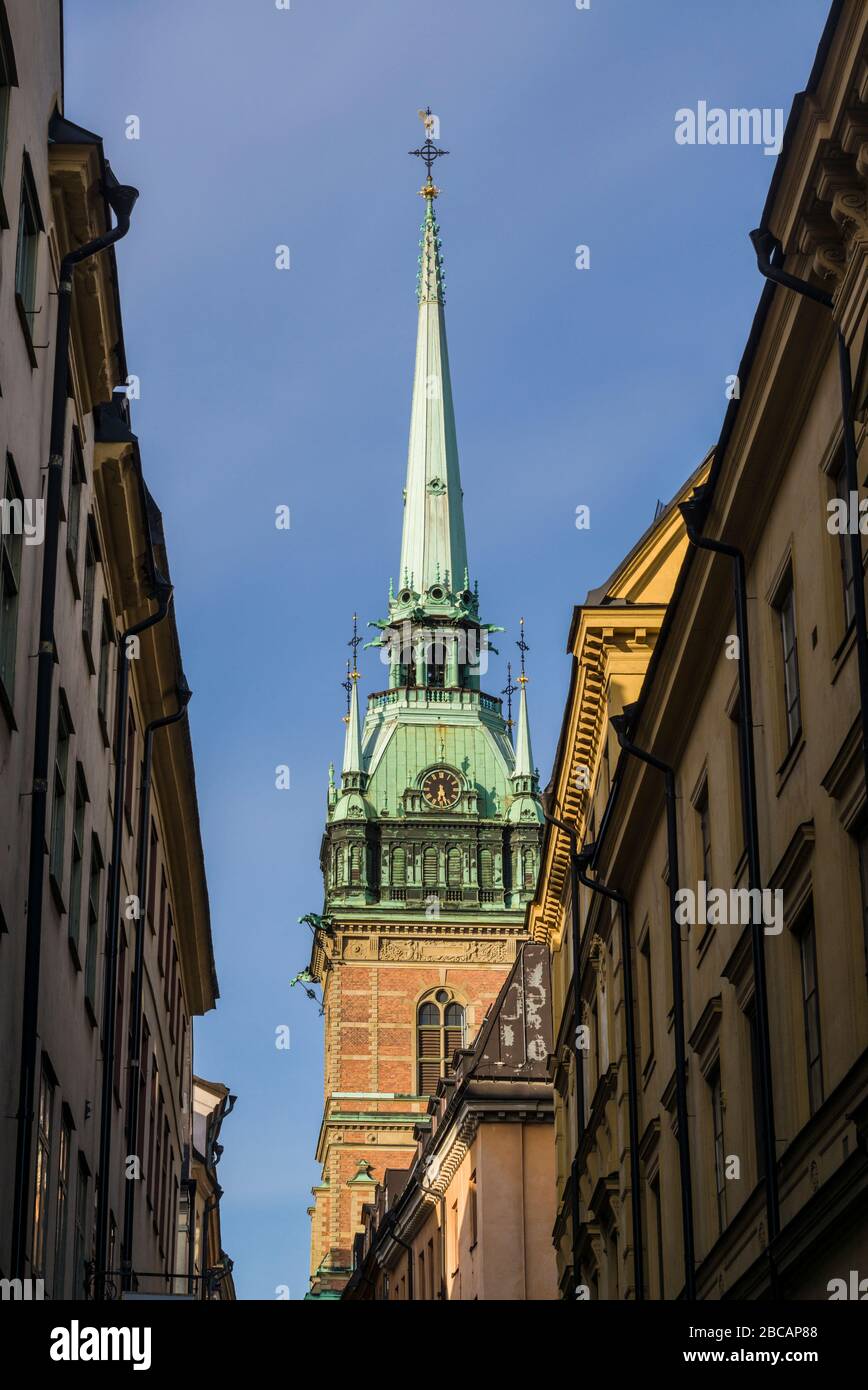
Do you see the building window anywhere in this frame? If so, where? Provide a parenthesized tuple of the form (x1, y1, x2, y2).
(468, 1169, 478, 1248)
(114, 930, 127, 1103)
(147, 1065, 159, 1209)
(650, 1174, 664, 1299)
(66, 427, 85, 583)
(49, 695, 72, 891)
(349, 843, 361, 886)
(832, 453, 857, 632)
(14, 153, 42, 340)
(858, 824, 868, 976)
(72, 1158, 89, 1300)
(124, 702, 136, 829)
(147, 821, 158, 928)
(523, 848, 536, 889)
(639, 927, 654, 1068)
(447, 845, 461, 886)
(0, 3, 18, 216)
(0, 453, 23, 708)
(68, 765, 87, 958)
(158, 869, 168, 977)
(479, 847, 494, 888)
(798, 909, 823, 1115)
(710, 1066, 726, 1235)
(138, 1022, 150, 1179)
(696, 780, 712, 883)
(729, 694, 746, 861)
(416, 991, 465, 1094)
(745, 1002, 766, 1180)
(97, 602, 114, 736)
(82, 517, 98, 663)
(53, 1109, 72, 1298)
(774, 567, 802, 749)
(31, 1063, 55, 1278)
(423, 845, 438, 887)
(391, 845, 406, 886)
(84, 835, 103, 1017)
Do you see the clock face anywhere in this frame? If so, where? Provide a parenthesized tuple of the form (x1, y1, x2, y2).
(421, 768, 460, 810)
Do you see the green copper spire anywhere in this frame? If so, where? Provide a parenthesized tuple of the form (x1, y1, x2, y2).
(342, 673, 362, 781)
(512, 684, 536, 786)
(398, 182, 469, 605)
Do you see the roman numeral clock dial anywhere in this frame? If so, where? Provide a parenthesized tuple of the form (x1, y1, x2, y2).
(421, 768, 460, 810)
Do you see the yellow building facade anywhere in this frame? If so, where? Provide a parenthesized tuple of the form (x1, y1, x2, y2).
(530, 0, 868, 1300)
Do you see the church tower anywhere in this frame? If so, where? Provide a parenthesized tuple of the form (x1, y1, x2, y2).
(305, 118, 544, 1298)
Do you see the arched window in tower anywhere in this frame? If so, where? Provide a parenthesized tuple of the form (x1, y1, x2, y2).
(417, 991, 466, 1095)
(523, 848, 536, 889)
(350, 844, 362, 886)
(479, 847, 494, 889)
(392, 846, 406, 886)
(447, 846, 461, 887)
(423, 845, 438, 887)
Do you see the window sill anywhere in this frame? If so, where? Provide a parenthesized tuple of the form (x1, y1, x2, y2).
(0, 674, 17, 733)
(15, 293, 38, 368)
(776, 730, 805, 796)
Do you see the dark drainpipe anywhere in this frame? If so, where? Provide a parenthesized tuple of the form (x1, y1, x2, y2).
(678, 494, 781, 1278)
(94, 575, 173, 1300)
(610, 709, 697, 1301)
(543, 812, 585, 1296)
(574, 842, 645, 1302)
(749, 228, 868, 810)
(391, 1227, 414, 1301)
(121, 679, 192, 1290)
(10, 179, 139, 1280)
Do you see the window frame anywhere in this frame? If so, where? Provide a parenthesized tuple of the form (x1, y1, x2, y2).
(416, 990, 466, 1095)
(0, 451, 24, 721)
(14, 150, 43, 361)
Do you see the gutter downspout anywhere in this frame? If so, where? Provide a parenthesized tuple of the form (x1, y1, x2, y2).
(94, 575, 173, 1300)
(543, 812, 585, 1297)
(679, 497, 781, 1280)
(120, 680, 192, 1291)
(611, 710, 697, 1300)
(10, 180, 139, 1280)
(573, 842, 645, 1302)
(749, 228, 868, 819)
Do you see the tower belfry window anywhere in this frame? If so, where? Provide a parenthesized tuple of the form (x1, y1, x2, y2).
(417, 993, 466, 1095)
(423, 845, 438, 886)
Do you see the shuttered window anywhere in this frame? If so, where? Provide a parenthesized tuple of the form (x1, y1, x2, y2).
(392, 846, 406, 886)
(417, 994, 466, 1095)
(447, 846, 462, 886)
(350, 845, 362, 886)
(423, 846, 438, 886)
(479, 848, 494, 888)
(523, 848, 536, 889)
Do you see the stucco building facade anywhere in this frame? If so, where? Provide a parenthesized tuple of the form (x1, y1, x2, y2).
(0, 0, 226, 1301)
(529, 0, 868, 1301)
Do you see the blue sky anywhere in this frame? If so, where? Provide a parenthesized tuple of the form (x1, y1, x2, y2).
(66, 0, 831, 1299)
